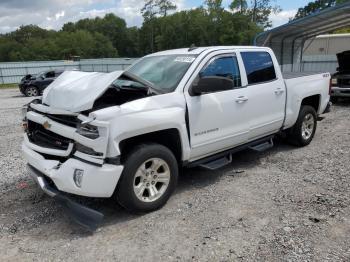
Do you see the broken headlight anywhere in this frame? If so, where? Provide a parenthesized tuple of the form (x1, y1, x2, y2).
(21, 104, 32, 132)
(75, 143, 103, 156)
(21, 105, 28, 132)
(21, 105, 28, 119)
(76, 123, 99, 139)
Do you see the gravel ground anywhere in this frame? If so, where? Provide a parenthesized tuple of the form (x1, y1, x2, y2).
(0, 88, 349, 261)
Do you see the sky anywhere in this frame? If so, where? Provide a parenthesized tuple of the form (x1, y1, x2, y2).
(0, 0, 312, 34)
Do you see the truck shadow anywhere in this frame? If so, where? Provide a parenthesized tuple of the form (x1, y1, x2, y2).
(175, 137, 297, 194)
(333, 98, 350, 107)
(4, 138, 298, 238)
(94, 137, 297, 233)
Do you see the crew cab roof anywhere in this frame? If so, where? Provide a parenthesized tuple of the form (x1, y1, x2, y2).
(147, 46, 271, 56)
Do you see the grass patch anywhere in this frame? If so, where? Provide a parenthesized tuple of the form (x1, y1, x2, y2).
(0, 83, 17, 89)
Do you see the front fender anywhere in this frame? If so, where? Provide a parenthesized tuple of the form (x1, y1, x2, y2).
(107, 107, 190, 161)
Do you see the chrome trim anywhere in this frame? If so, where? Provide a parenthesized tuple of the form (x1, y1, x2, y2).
(24, 134, 73, 157)
(27, 165, 57, 197)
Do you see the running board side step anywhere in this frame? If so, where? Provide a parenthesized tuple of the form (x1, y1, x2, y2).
(199, 154, 232, 170)
(248, 138, 273, 152)
(185, 135, 275, 170)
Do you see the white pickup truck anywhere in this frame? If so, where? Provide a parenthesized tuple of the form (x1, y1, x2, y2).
(22, 46, 331, 229)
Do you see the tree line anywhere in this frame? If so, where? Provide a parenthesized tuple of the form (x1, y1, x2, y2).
(293, 0, 348, 20)
(0, 0, 346, 62)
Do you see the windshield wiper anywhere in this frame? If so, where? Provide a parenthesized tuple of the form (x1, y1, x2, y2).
(122, 71, 163, 95)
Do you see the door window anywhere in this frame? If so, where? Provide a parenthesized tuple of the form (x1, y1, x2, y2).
(45, 71, 55, 78)
(200, 56, 241, 89)
(241, 52, 276, 85)
(55, 71, 63, 77)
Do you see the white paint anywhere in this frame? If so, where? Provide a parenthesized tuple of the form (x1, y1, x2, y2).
(42, 70, 123, 112)
(23, 46, 331, 198)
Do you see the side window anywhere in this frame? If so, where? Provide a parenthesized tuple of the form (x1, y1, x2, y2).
(45, 71, 55, 78)
(200, 56, 241, 88)
(241, 51, 276, 85)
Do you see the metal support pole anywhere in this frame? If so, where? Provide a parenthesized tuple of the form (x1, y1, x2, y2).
(0, 67, 4, 84)
(299, 40, 305, 72)
(280, 38, 285, 71)
(291, 38, 296, 72)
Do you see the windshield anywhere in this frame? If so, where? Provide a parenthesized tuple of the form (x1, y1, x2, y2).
(126, 55, 197, 92)
(37, 71, 46, 78)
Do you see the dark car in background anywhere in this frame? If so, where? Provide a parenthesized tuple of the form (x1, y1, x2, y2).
(19, 69, 64, 97)
(330, 51, 350, 102)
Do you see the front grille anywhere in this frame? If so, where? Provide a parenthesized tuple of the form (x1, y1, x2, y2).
(30, 106, 80, 128)
(338, 78, 350, 88)
(28, 120, 72, 150)
(46, 115, 80, 127)
(45, 114, 80, 128)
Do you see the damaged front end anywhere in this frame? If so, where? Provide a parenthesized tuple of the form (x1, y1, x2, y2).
(22, 70, 155, 230)
(22, 101, 119, 230)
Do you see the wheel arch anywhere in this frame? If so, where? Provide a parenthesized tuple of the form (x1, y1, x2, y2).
(118, 128, 184, 164)
(301, 94, 320, 114)
(283, 94, 321, 130)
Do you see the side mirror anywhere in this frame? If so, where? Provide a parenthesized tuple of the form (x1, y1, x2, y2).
(189, 76, 233, 96)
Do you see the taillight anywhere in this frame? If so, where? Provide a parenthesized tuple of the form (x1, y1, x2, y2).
(331, 78, 337, 86)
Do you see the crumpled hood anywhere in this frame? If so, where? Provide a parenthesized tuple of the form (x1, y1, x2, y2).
(42, 70, 123, 112)
(337, 51, 350, 73)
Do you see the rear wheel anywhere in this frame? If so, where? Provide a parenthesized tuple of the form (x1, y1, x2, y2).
(287, 105, 317, 147)
(116, 143, 178, 213)
(25, 86, 39, 97)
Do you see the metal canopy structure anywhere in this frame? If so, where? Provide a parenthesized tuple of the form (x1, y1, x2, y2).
(254, 1, 350, 72)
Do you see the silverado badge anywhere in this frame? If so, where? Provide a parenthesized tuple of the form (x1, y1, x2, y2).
(42, 121, 51, 129)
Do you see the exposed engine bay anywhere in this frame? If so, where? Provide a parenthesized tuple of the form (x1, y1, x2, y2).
(91, 72, 158, 110)
(42, 70, 159, 113)
(92, 84, 149, 110)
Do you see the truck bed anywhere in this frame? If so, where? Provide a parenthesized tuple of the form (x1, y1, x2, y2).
(283, 71, 330, 130)
(282, 72, 326, 79)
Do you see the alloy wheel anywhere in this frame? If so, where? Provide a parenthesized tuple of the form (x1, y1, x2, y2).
(301, 113, 315, 140)
(133, 158, 171, 203)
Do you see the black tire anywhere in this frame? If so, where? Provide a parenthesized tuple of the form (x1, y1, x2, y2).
(116, 143, 178, 213)
(287, 105, 317, 147)
(24, 86, 39, 97)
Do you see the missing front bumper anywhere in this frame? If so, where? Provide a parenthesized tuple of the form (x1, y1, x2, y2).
(27, 164, 104, 231)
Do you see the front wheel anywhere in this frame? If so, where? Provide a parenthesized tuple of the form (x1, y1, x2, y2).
(287, 105, 317, 147)
(116, 143, 178, 213)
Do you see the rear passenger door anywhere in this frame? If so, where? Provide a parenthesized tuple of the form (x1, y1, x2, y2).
(240, 51, 286, 140)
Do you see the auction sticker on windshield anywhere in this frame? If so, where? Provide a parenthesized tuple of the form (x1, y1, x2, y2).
(174, 57, 196, 63)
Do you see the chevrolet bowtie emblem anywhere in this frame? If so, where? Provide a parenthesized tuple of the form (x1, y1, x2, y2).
(43, 121, 51, 129)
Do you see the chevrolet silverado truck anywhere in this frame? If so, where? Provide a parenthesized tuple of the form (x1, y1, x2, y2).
(22, 46, 331, 229)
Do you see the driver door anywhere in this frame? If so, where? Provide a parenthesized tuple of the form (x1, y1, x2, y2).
(185, 53, 250, 160)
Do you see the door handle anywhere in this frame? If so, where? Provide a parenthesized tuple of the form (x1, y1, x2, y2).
(235, 96, 248, 103)
(274, 88, 285, 95)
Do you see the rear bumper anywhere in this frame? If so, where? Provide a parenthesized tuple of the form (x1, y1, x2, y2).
(22, 142, 123, 198)
(331, 86, 350, 97)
